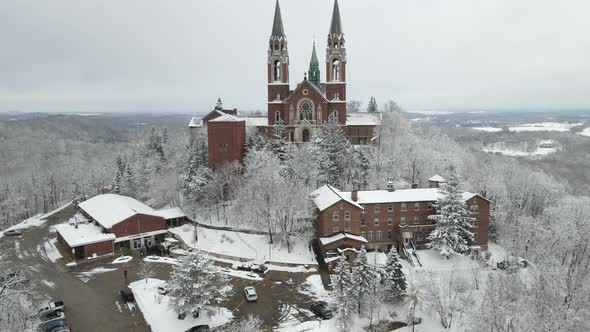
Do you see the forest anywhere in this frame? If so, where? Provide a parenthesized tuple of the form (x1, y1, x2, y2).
(1, 106, 589, 330)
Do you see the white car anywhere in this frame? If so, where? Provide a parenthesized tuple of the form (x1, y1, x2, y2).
(243, 286, 257, 302)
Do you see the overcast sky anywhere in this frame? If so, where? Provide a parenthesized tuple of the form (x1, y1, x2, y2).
(1, 0, 589, 113)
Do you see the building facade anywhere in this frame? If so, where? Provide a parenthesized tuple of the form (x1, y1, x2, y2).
(189, 0, 381, 170)
(310, 176, 491, 272)
(55, 194, 190, 260)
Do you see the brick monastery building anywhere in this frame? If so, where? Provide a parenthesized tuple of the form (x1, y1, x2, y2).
(311, 176, 490, 271)
(189, 0, 381, 170)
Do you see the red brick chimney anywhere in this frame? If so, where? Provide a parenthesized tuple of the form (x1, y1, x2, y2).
(351, 190, 358, 202)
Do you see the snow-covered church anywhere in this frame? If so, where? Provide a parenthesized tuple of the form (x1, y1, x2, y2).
(189, 0, 381, 170)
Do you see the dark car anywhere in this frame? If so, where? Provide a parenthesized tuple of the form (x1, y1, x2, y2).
(185, 325, 210, 332)
(3, 229, 22, 237)
(120, 287, 134, 302)
(310, 303, 333, 320)
(251, 264, 268, 273)
(42, 318, 70, 332)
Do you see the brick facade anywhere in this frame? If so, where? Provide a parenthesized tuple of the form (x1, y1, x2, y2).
(207, 120, 246, 170)
(110, 213, 167, 238)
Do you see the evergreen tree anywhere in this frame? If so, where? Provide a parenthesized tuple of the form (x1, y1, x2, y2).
(331, 255, 356, 331)
(167, 249, 228, 316)
(113, 156, 126, 193)
(351, 246, 378, 314)
(246, 133, 267, 153)
(427, 165, 475, 257)
(181, 143, 211, 205)
(382, 246, 407, 303)
(267, 120, 290, 163)
(308, 116, 352, 187)
(367, 97, 378, 112)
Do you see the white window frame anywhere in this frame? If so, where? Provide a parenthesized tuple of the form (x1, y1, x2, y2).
(413, 216, 419, 224)
(332, 211, 339, 221)
(472, 219, 479, 228)
(374, 218, 380, 226)
(414, 202, 420, 211)
(400, 216, 406, 225)
(333, 227, 339, 233)
(344, 211, 350, 221)
(471, 205, 480, 214)
(401, 203, 407, 211)
(387, 217, 393, 225)
(344, 226, 351, 232)
(368, 231, 374, 241)
(376, 231, 382, 241)
(388, 204, 394, 213)
(360, 231, 366, 238)
(374, 205, 380, 213)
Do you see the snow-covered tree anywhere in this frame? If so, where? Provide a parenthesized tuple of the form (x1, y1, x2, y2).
(351, 246, 378, 314)
(267, 120, 290, 163)
(224, 314, 263, 332)
(309, 116, 352, 188)
(382, 246, 406, 302)
(167, 249, 228, 316)
(331, 255, 355, 331)
(138, 261, 155, 285)
(0, 262, 39, 331)
(427, 165, 474, 257)
(346, 100, 362, 113)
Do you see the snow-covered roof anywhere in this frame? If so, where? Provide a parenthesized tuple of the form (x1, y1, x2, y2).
(338, 188, 480, 205)
(428, 174, 445, 182)
(78, 194, 158, 229)
(244, 117, 268, 127)
(208, 113, 244, 123)
(319, 232, 368, 245)
(345, 112, 382, 126)
(55, 221, 116, 247)
(310, 185, 363, 211)
(188, 116, 203, 128)
(153, 207, 186, 220)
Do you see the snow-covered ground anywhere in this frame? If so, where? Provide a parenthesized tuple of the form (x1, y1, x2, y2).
(144, 255, 179, 265)
(169, 225, 316, 265)
(508, 122, 581, 132)
(129, 278, 233, 332)
(77, 267, 118, 283)
(482, 139, 559, 157)
(578, 127, 590, 137)
(297, 275, 331, 302)
(1, 201, 72, 239)
(471, 126, 503, 132)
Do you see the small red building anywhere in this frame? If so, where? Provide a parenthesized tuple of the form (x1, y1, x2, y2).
(55, 194, 189, 260)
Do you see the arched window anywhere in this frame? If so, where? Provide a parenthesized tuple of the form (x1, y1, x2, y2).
(297, 99, 314, 121)
(302, 129, 310, 142)
(332, 59, 340, 81)
(275, 111, 281, 122)
(274, 60, 281, 81)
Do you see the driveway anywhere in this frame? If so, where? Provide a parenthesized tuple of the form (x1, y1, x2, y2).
(1, 206, 327, 331)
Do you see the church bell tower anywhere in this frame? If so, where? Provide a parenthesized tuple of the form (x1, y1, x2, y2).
(326, 0, 347, 103)
(267, 0, 290, 125)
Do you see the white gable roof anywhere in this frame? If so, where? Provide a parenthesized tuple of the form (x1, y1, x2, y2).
(153, 207, 186, 220)
(208, 114, 244, 122)
(310, 185, 363, 211)
(78, 194, 158, 229)
(338, 188, 480, 204)
(320, 232, 368, 245)
(54, 215, 116, 247)
(346, 112, 382, 126)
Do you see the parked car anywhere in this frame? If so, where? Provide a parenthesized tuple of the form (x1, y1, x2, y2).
(3, 229, 22, 237)
(185, 325, 210, 332)
(251, 264, 268, 273)
(120, 287, 134, 302)
(42, 318, 70, 332)
(310, 303, 333, 320)
(39, 310, 65, 324)
(244, 286, 258, 302)
(157, 283, 169, 295)
(38, 301, 65, 315)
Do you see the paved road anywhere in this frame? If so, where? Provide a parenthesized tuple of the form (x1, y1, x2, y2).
(1, 206, 324, 331)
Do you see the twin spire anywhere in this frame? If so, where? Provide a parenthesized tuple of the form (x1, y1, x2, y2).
(271, 0, 343, 38)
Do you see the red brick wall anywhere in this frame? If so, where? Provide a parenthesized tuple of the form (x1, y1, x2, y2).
(207, 120, 246, 170)
(344, 125, 375, 144)
(316, 201, 362, 237)
(83, 240, 114, 258)
(110, 213, 167, 238)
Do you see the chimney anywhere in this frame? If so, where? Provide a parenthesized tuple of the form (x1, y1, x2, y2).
(411, 183, 419, 189)
(386, 180, 395, 192)
(351, 190, 358, 202)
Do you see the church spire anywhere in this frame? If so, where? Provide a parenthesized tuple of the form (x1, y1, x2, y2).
(271, 0, 285, 38)
(308, 42, 320, 88)
(329, 0, 343, 34)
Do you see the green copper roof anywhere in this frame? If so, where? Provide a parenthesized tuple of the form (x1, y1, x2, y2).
(308, 42, 321, 88)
